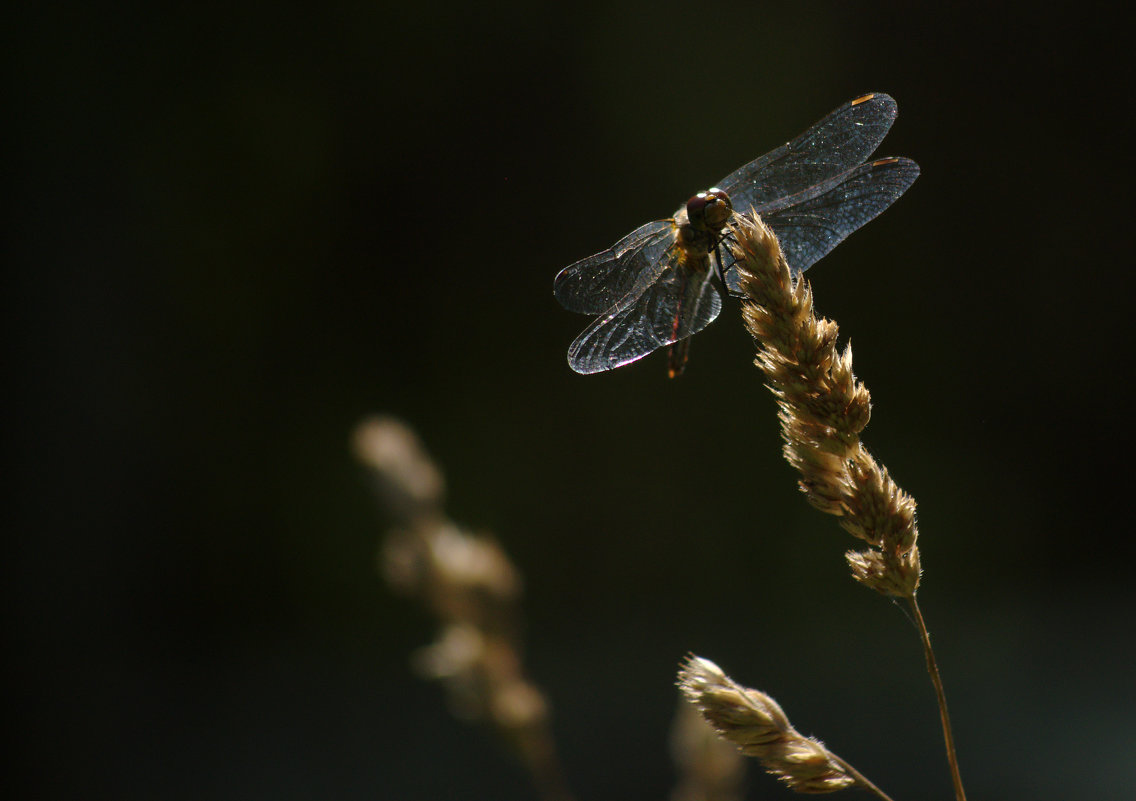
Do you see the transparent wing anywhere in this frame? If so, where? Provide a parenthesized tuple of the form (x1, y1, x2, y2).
(553, 220, 675, 315)
(716, 93, 899, 215)
(723, 157, 920, 291)
(567, 253, 722, 374)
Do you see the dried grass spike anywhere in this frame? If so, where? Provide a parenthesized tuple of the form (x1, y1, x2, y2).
(677, 655, 890, 797)
(727, 212, 921, 600)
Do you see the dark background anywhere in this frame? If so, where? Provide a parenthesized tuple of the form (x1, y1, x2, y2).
(10, 1, 1135, 799)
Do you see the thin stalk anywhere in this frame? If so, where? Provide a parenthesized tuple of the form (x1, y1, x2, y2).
(907, 596, 967, 801)
(828, 754, 897, 801)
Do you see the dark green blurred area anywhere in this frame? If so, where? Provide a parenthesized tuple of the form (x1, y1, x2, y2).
(10, 1, 1134, 799)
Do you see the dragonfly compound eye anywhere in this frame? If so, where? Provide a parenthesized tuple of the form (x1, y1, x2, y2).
(686, 188, 733, 231)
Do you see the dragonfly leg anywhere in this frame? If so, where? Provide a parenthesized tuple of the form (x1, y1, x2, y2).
(712, 237, 746, 299)
(712, 240, 727, 285)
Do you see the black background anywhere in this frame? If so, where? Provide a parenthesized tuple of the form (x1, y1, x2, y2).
(10, 1, 1135, 799)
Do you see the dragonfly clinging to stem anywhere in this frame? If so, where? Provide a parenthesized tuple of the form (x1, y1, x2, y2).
(553, 92, 920, 377)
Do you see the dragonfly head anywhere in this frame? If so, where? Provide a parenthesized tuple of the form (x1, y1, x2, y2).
(685, 188, 733, 233)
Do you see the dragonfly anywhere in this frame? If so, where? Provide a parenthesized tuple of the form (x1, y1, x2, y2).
(553, 92, 920, 377)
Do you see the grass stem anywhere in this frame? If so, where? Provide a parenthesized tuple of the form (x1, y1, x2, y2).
(828, 754, 897, 801)
(907, 596, 966, 801)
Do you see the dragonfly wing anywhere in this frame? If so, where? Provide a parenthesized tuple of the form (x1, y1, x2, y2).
(717, 93, 899, 214)
(567, 255, 722, 374)
(554, 220, 675, 314)
(724, 156, 920, 292)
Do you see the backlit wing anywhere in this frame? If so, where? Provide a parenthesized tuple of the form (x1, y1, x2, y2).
(724, 156, 920, 290)
(566, 250, 722, 374)
(553, 220, 675, 315)
(717, 93, 899, 215)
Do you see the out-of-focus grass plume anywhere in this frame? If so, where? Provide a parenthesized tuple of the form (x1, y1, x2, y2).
(669, 697, 747, 801)
(353, 416, 572, 801)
